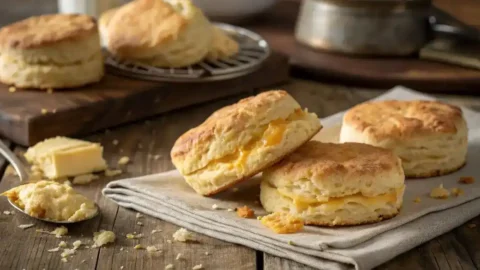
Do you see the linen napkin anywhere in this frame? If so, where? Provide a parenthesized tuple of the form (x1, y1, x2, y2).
(103, 86, 480, 270)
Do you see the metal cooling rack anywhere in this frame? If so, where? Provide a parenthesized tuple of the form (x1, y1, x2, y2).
(104, 23, 270, 82)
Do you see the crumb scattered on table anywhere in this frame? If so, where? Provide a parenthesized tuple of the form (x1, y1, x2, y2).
(236, 206, 254, 218)
(451, 187, 464, 197)
(261, 212, 304, 234)
(413, 197, 421, 203)
(173, 228, 195, 242)
(430, 184, 450, 199)
(459, 176, 475, 184)
(118, 156, 130, 165)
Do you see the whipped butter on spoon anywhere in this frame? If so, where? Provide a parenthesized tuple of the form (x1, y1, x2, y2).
(2, 181, 99, 223)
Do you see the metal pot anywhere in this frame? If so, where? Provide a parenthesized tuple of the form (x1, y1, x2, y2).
(295, 0, 432, 56)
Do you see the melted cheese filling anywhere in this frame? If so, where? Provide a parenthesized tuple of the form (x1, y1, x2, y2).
(277, 185, 405, 212)
(188, 109, 306, 175)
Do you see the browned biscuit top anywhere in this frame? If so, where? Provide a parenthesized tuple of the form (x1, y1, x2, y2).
(344, 100, 464, 141)
(0, 14, 97, 49)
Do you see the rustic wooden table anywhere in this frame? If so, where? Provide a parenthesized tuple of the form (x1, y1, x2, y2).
(1, 79, 480, 270)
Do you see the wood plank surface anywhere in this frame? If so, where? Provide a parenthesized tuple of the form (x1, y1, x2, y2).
(0, 92, 257, 270)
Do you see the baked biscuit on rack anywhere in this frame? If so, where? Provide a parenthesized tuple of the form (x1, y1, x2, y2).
(171, 90, 321, 196)
(206, 26, 239, 61)
(101, 0, 213, 68)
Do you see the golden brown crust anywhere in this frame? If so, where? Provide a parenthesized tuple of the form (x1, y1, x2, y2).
(171, 90, 292, 162)
(267, 141, 401, 182)
(344, 100, 464, 141)
(106, 0, 187, 57)
(0, 14, 97, 49)
(407, 161, 466, 178)
(304, 209, 400, 227)
(203, 127, 320, 196)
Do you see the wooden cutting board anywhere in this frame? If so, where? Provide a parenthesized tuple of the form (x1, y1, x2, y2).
(0, 53, 289, 146)
(247, 0, 480, 94)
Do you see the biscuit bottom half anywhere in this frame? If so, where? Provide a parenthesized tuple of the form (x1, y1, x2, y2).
(182, 109, 321, 195)
(260, 181, 404, 226)
(0, 52, 104, 89)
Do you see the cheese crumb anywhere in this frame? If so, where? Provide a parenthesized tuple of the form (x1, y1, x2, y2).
(173, 228, 195, 242)
(146, 246, 160, 253)
(18, 224, 35, 229)
(93, 230, 116, 247)
(165, 264, 174, 270)
(459, 176, 475, 184)
(52, 226, 68, 238)
(8, 86, 16, 93)
(430, 184, 450, 199)
(105, 169, 122, 177)
(58, 241, 67, 248)
(48, 247, 60, 252)
(126, 233, 143, 239)
(73, 240, 82, 249)
(413, 197, 421, 203)
(261, 212, 304, 234)
(118, 156, 130, 165)
(134, 244, 144, 250)
(236, 206, 254, 218)
(257, 216, 263, 220)
(211, 204, 219, 210)
(176, 253, 182, 260)
(451, 187, 464, 197)
(72, 174, 99, 185)
(192, 264, 203, 270)
(288, 240, 294, 245)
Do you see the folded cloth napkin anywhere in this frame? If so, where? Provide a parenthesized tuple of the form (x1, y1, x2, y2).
(103, 86, 480, 270)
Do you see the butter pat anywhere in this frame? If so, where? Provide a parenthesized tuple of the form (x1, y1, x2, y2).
(25, 137, 107, 179)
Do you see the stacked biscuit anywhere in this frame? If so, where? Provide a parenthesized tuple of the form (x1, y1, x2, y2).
(0, 14, 104, 89)
(99, 0, 239, 67)
(171, 90, 468, 228)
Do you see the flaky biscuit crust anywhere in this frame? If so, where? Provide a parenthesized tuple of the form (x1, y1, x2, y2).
(0, 14, 96, 49)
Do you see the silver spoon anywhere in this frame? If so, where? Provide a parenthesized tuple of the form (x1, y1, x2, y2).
(7, 198, 100, 224)
(0, 140, 29, 181)
(0, 140, 99, 223)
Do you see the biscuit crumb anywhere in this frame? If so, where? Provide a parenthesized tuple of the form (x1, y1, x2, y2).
(58, 241, 67, 248)
(8, 86, 16, 93)
(93, 230, 116, 247)
(204, 251, 210, 256)
(18, 224, 35, 229)
(147, 246, 160, 253)
(41, 108, 48, 114)
(137, 222, 143, 226)
(175, 253, 182, 260)
(48, 247, 60, 252)
(3, 210, 11, 215)
(112, 140, 119, 146)
(468, 223, 477, 228)
(47, 88, 53, 94)
(261, 212, 304, 234)
(134, 244, 144, 250)
(153, 155, 161, 160)
(151, 229, 162, 234)
(72, 174, 99, 185)
(61, 258, 68, 263)
(173, 228, 195, 242)
(118, 156, 130, 165)
(211, 204, 219, 210)
(120, 247, 124, 251)
(413, 197, 421, 203)
(61, 248, 75, 258)
(73, 240, 82, 249)
(126, 233, 143, 239)
(192, 264, 203, 270)
(227, 208, 235, 212)
(257, 216, 262, 220)
(165, 264, 174, 270)
(120, 266, 124, 270)
(288, 240, 294, 245)
(451, 187, 464, 197)
(430, 184, 450, 199)
(52, 226, 68, 238)
(136, 213, 143, 219)
(236, 206, 254, 218)
(459, 176, 475, 184)
(105, 169, 122, 177)
(232, 188, 239, 192)
(167, 240, 172, 244)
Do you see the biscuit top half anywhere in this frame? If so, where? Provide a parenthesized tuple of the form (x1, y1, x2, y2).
(171, 90, 319, 175)
(263, 141, 404, 198)
(0, 14, 97, 50)
(343, 100, 466, 141)
(103, 0, 197, 57)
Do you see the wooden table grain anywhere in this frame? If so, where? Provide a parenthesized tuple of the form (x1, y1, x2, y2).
(1, 79, 480, 270)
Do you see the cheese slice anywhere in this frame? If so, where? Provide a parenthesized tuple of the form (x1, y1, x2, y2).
(25, 137, 107, 179)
